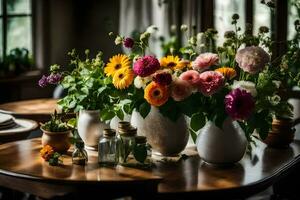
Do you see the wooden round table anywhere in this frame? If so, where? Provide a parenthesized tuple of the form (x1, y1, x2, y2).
(0, 98, 61, 123)
(0, 138, 300, 199)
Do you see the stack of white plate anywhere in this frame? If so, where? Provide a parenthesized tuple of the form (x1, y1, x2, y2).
(0, 113, 19, 131)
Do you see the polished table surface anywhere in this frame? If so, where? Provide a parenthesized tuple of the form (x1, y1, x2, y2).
(0, 138, 300, 199)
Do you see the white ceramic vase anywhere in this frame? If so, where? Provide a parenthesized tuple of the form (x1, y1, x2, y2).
(196, 117, 247, 165)
(131, 106, 189, 156)
(78, 110, 109, 150)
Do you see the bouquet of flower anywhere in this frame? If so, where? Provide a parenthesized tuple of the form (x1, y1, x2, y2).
(39, 12, 300, 148)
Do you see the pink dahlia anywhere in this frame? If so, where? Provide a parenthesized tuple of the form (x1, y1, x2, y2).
(179, 70, 200, 87)
(225, 88, 255, 121)
(123, 37, 134, 48)
(133, 55, 160, 77)
(197, 71, 224, 96)
(171, 79, 193, 101)
(235, 46, 270, 74)
(153, 72, 172, 86)
(192, 53, 219, 71)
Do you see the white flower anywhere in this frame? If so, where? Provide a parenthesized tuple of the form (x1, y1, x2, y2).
(114, 36, 123, 45)
(134, 76, 151, 89)
(146, 25, 158, 34)
(232, 80, 257, 97)
(180, 24, 188, 32)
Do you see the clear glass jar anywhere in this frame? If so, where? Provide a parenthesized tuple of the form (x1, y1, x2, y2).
(117, 122, 137, 165)
(98, 129, 118, 166)
(72, 140, 88, 165)
(134, 136, 152, 164)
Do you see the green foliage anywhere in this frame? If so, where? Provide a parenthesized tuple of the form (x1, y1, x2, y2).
(133, 144, 148, 163)
(41, 110, 70, 132)
(48, 152, 63, 166)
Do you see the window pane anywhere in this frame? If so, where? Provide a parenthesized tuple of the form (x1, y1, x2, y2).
(288, 1, 299, 40)
(7, 0, 31, 14)
(7, 17, 32, 54)
(214, 0, 246, 46)
(0, 19, 2, 59)
(253, 0, 271, 36)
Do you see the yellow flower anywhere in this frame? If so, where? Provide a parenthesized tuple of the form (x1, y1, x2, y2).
(160, 55, 183, 70)
(112, 67, 134, 89)
(105, 54, 131, 77)
(144, 82, 169, 106)
(215, 67, 236, 80)
(177, 60, 192, 69)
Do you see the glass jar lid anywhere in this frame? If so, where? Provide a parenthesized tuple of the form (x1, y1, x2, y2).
(135, 136, 147, 144)
(119, 127, 137, 136)
(103, 128, 116, 137)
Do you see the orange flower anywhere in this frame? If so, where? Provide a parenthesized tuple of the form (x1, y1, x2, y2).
(215, 67, 236, 80)
(144, 82, 169, 106)
(40, 145, 55, 161)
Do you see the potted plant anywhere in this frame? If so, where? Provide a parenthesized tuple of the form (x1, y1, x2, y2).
(40, 110, 71, 153)
(39, 51, 110, 150)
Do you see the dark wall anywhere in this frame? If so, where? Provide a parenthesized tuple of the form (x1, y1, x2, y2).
(35, 0, 120, 70)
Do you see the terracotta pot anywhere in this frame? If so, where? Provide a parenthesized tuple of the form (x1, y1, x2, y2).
(41, 128, 71, 153)
(196, 117, 248, 165)
(264, 118, 295, 148)
(131, 106, 189, 156)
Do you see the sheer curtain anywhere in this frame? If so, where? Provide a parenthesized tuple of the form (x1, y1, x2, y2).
(119, 0, 170, 57)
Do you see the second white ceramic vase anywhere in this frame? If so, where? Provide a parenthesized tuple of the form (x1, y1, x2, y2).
(131, 106, 189, 156)
(78, 110, 109, 150)
(196, 117, 247, 165)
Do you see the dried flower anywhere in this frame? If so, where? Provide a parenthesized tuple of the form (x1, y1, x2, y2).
(259, 26, 269, 33)
(192, 53, 219, 72)
(133, 55, 160, 77)
(235, 46, 270, 74)
(225, 88, 255, 121)
(197, 71, 224, 96)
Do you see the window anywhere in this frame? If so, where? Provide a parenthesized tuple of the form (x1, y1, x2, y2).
(0, 0, 32, 59)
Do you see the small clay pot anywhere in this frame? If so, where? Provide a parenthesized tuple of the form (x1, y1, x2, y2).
(41, 128, 71, 153)
(264, 118, 295, 148)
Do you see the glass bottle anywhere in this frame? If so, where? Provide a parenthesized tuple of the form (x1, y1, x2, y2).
(98, 128, 118, 166)
(72, 140, 88, 165)
(117, 122, 137, 165)
(134, 136, 151, 164)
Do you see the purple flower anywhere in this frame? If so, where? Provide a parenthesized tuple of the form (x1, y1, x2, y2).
(235, 46, 270, 74)
(123, 37, 134, 48)
(133, 55, 160, 77)
(225, 88, 255, 121)
(38, 75, 48, 87)
(47, 73, 62, 84)
(152, 72, 172, 86)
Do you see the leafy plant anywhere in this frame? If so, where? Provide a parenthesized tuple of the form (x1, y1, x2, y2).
(40, 110, 69, 132)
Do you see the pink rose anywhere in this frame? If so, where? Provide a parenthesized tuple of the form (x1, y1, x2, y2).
(171, 79, 193, 101)
(235, 46, 270, 74)
(179, 70, 200, 87)
(197, 71, 224, 96)
(192, 53, 219, 71)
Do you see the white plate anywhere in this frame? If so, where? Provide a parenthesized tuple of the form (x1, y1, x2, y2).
(0, 119, 38, 136)
(0, 113, 13, 124)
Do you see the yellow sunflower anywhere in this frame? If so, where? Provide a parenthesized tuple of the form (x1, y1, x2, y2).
(215, 67, 236, 80)
(160, 55, 183, 70)
(112, 67, 134, 89)
(105, 54, 131, 77)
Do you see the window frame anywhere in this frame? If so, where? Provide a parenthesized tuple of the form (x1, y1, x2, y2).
(0, 0, 33, 58)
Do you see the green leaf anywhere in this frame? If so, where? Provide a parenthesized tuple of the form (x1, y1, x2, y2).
(159, 100, 181, 122)
(67, 118, 77, 128)
(133, 144, 147, 163)
(116, 109, 124, 120)
(139, 102, 151, 118)
(189, 128, 197, 144)
(190, 113, 206, 132)
(100, 109, 115, 121)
